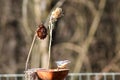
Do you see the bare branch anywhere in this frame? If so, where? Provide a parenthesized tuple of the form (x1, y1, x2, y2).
(73, 0, 107, 74)
(53, 42, 82, 54)
(79, 0, 97, 16)
(93, 51, 120, 80)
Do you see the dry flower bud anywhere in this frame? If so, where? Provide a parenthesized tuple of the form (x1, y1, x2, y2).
(51, 7, 62, 19)
(37, 24, 47, 39)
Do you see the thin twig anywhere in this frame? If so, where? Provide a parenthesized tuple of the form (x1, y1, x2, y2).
(25, 33, 37, 71)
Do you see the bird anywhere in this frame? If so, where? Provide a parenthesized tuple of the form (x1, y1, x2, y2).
(55, 60, 71, 69)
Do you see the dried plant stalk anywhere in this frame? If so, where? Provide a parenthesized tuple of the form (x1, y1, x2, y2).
(25, 34, 37, 70)
(47, 7, 63, 69)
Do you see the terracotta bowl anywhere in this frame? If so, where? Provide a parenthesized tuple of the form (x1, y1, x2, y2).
(36, 69, 69, 80)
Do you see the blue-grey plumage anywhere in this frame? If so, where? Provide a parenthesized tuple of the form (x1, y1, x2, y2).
(55, 60, 71, 69)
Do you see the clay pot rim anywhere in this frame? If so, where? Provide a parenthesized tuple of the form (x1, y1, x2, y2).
(37, 68, 69, 72)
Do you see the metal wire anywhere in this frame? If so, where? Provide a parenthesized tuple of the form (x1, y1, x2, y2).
(0, 73, 120, 80)
(0, 74, 24, 80)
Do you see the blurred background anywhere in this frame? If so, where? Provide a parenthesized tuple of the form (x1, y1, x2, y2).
(0, 0, 120, 74)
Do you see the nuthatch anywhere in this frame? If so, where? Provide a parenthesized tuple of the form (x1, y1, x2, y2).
(55, 60, 71, 69)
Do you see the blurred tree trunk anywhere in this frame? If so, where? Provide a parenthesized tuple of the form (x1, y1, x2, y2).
(0, 0, 24, 73)
(24, 0, 51, 69)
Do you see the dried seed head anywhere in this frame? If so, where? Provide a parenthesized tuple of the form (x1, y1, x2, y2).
(37, 24, 47, 39)
(51, 7, 63, 20)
